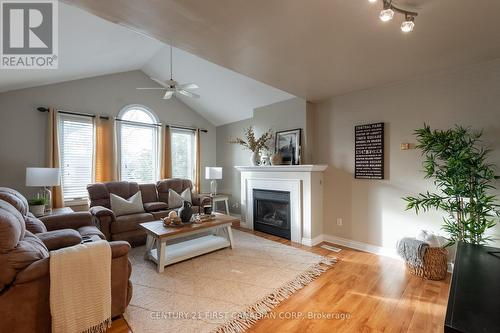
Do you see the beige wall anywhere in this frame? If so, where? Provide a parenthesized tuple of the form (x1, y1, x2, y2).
(216, 97, 308, 213)
(312, 59, 500, 248)
(0, 70, 216, 198)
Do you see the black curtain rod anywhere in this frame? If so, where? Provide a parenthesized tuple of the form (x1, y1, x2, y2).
(115, 118, 162, 127)
(37, 107, 109, 120)
(37, 107, 207, 133)
(168, 124, 208, 133)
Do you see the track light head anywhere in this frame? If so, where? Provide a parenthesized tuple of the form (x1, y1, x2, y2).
(379, 8, 394, 22)
(401, 14, 415, 32)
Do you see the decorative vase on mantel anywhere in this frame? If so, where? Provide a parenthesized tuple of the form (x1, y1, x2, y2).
(250, 151, 261, 166)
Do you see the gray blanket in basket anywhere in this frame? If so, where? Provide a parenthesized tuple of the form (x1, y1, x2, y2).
(396, 237, 429, 267)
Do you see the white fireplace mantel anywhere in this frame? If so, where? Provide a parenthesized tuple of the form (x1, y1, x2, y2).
(235, 164, 327, 246)
(235, 165, 328, 172)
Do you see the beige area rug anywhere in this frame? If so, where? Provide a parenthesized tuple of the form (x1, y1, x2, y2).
(124, 230, 335, 333)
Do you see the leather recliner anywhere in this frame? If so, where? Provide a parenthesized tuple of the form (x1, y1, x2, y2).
(0, 188, 132, 333)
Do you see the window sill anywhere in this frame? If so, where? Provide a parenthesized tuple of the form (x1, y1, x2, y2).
(64, 198, 89, 207)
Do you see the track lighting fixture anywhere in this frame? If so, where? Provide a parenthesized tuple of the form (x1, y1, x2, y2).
(371, 0, 419, 32)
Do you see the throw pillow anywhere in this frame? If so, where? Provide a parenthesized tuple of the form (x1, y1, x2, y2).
(168, 188, 192, 209)
(110, 192, 145, 217)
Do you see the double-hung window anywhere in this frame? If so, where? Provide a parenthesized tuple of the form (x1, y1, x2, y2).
(171, 128, 195, 181)
(58, 114, 95, 202)
(118, 105, 159, 183)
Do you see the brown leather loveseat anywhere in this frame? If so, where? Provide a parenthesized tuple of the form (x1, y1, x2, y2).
(88, 179, 210, 247)
(0, 187, 132, 333)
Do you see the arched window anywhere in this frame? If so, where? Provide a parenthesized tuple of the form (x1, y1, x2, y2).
(117, 105, 159, 183)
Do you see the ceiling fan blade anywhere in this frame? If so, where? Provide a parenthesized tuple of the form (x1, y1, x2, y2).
(163, 91, 174, 99)
(177, 89, 200, 98)
(136, 87, 166, 90)
(150, 77, 170, 88)
(179, 83, 199, 90)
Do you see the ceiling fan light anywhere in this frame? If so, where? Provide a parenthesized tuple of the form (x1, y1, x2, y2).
(379, 8, 394, 22)
(401, 20, 415, 32)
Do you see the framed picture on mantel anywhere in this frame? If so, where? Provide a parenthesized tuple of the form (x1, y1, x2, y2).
(275, 128, 301, 165)
(354, 122, 384, 179)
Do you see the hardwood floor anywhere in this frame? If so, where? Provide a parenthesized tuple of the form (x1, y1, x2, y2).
(109, 228, 451, 333)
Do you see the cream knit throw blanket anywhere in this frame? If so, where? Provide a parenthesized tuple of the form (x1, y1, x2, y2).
(50, 240, 112, 333)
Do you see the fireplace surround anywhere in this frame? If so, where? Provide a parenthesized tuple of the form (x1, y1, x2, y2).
(235, 165, 328, 246)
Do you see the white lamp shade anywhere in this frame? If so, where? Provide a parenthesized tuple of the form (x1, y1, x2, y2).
(26, 168, 60, 187)
(205, 167, 223, 180)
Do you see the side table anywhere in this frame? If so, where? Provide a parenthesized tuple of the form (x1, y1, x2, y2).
(40, 207, 74, 217)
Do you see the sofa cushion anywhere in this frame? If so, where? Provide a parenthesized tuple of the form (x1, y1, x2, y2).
(144, 201, 168, 212)
(36, 229, 82, 251)
(0, 187, 29, 216)
(1, 230, 48, 290)
(25, 215, 47, 234)
(151, 210, 172, 219)
(139, 184, 159, 203)
(0, 200, 26, 251)
(110, 192, 145, 217)
(168, 188, 192, 209)
(77, 226, 105, 240)
(157, 178, 193, 204)
(112, 213, 154, 234)
(87, 181, 139, 208)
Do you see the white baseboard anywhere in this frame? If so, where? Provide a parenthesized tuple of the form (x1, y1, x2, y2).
(321, 234, 400, 259)
(320, 234, 454, 273)
(301, 234, 324, 247)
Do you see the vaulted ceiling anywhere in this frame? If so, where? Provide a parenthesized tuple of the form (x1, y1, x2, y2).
(0, 2, 294, 126)
(64, 0, 500, 101)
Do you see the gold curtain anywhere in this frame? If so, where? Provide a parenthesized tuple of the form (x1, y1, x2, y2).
(95, 116, 117, 183)
(47, 108, 64, 208)
(160, 125, 172, 180)
(194, 128, 201, 193)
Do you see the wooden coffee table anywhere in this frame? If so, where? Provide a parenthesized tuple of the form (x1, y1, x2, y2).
(140, 213, 238, 273)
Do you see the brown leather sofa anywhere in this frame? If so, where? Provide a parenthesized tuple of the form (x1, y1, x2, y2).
(0, 188, 132, 333)
(88, 179, 210, 247)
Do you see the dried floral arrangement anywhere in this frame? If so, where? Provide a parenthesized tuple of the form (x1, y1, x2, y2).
(229, 126, 273, 153)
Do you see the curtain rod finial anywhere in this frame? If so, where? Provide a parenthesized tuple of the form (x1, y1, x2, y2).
(37, 107, 49, 113)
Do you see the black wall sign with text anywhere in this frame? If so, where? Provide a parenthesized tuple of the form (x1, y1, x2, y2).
(355, 122, 384, 179)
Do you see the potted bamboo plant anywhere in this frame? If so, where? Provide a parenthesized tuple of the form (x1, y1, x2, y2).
(404, 124, 500, 246)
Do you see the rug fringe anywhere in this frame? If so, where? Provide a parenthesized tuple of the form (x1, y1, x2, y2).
(212, 256, 336, 333)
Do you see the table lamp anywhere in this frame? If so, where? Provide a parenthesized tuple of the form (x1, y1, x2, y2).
(26, 167, 60, 212)
(205, 167, 222, 195)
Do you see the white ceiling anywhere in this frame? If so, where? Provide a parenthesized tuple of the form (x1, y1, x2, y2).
(0, 2, 294, 126)
(64, 0, 500, 101)
(0, 3, 162, 93)
(141, 46, 293, 125)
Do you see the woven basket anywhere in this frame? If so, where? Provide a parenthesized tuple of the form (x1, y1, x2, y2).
(406, 247, 448, 281)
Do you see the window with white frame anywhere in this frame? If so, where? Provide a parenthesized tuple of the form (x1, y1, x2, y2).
(59, 114, 95, 201)
(118, 105, 159, 183)
(171, 128, 195, 181)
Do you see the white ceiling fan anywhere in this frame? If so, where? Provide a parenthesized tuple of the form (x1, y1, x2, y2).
(137, 46, 199, 100)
